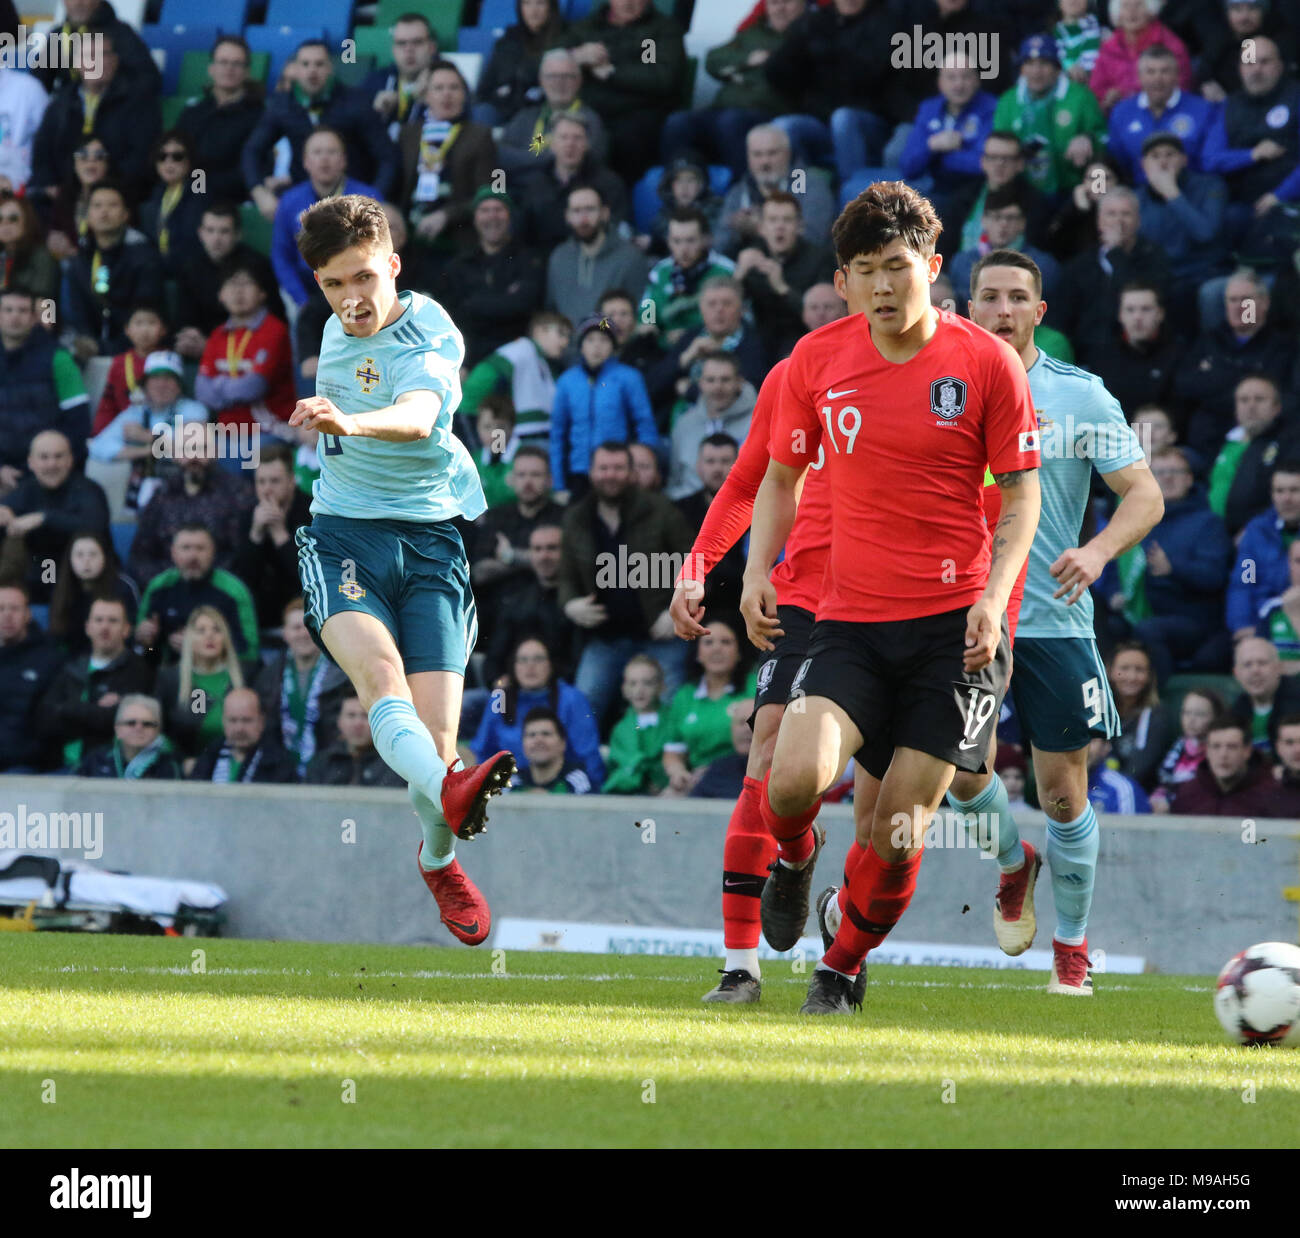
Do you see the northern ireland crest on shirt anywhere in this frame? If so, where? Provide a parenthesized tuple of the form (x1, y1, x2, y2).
(930, 376, 968, 420)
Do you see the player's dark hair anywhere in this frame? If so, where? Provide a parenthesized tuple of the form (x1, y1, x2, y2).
(668, 205, 709, 232)
(503, 635, 558, 725)
(969, 247, 1042, 299)
(1206, 714, 1251, 746)
(522, 706, 567, 742)
(700, 432, 739, 453)
(832, 181, 942, 267)
(297, 194, 392, 271)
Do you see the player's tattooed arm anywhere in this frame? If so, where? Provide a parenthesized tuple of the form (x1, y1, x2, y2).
(983, 466, 1040, 610)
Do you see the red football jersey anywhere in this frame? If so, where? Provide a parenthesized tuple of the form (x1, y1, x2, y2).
(676, 358, 830, 614)
(772, 309, 1039, 623)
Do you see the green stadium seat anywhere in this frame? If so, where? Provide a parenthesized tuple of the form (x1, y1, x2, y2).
(334, 53, 375, 87)
(372, 0, 463, 51)
(250, 50, 271, 85)
(240, 201, 274, 258)
(351, 24, 391, 65)
(176, 48, 210, 99)
(1162, 673, 1243, 719)
(161, 95, 187, 128)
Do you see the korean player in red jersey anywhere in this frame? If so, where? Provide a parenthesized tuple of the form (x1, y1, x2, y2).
(668, 350, 838, 1003)
(741, 183, 1042, 1015)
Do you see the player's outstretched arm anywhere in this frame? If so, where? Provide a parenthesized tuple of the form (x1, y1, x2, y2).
(288, 389, 440, 443)
(1051, 461, 1165, 605)
(741, 458, 803, 651)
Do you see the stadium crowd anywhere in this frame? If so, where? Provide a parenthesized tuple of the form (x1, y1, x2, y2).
(0, 0, 1298, 814)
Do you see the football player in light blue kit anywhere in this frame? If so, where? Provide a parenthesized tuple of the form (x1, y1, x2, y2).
(957, 248, 1165, 993)
(289, 194, 515, 947)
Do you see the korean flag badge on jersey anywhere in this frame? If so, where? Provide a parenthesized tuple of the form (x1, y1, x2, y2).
(1019, 429, 1040, 452)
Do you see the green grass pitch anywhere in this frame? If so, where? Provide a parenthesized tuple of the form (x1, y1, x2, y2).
(4, 934, 1298, 1148)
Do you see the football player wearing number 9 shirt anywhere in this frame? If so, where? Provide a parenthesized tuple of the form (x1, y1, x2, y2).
(741, 183, 1042, 1015)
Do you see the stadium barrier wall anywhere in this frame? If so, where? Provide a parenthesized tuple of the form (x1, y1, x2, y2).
(3, 776, 1297, 975)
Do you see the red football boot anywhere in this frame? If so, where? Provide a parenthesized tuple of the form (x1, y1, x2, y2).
(440, 751, 515, 839)
(417, 843, 491, 946)
(1047, 937, 1093, 996)
(993, 841, 1041, 956)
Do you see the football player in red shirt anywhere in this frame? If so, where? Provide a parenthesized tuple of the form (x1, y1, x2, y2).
(742, 183, 1042, 1015)
(669, 346, 838, 1004)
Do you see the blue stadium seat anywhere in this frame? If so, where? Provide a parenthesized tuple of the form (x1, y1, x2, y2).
(243, 24, 328, 90)
(565, 0, 593, 18)
(265, 0, 356, 46)
(455, 26, 497, 57)
(632, 164, 733, 234)
(139, 23, 222, 94)
(159, 0, 248, 29)
(110, 522, 137, 564)
(477, 0, 517, 29)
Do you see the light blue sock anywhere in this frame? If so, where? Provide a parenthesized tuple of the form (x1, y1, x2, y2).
(368, 697, 455, 871)
(946, 773, 1025, 872)
(1045, 803, 1099, 944)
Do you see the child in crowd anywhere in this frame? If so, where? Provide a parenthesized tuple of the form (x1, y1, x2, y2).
(604, 653, 669, 794)
(1150, 688, 1223, 812)
(92, 303, 168, 434)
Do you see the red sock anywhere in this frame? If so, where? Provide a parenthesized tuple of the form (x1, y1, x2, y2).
(836, 839, 868, 915)
(722, 776, 778, 949)
(823, 845, 924, 975)
(758, 769, 820, 864)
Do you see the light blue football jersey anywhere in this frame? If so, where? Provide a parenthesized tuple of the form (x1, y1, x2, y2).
(311, 290, 486, 523)
(1016, 351, 1145, 639)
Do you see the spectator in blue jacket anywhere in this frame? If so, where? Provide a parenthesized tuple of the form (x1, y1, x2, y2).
(1229, 460, 1300, 640)
(1107, 44, 1215, 183)
(271, 129, 381, 309)
(1107, 446, 1234, 683)
(898, 62, 997, 216)
(550, 316, 659, 499)
(242, 39, 397, 220)
(1086, 737, 1152, 814)
(472, 634, 604, 791)
(1135, 132, 1230, 336)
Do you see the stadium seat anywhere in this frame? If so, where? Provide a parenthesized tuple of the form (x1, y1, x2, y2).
(161, 95, 187, 128)
(86, 459, 133, 524)
(243, 24, 327, 90)
(351, 24, 391, 65)
(372, 0, 463, 51)
(110, 520, 137, 564)
(477, 0, 516, 29)
(81, 354, 112, 415)
(160, 0, 249, 29)
(565, 0, 593, 17)
(455, 26, 497, 58)
(239, 201, 274, 257)
(444, 50, 482, 92)
(334, 53, 375, 87)
(176, 48, 211, 100)
(139, 24, 221, 94)
(632, 163, 733, 233)
(686, 0, 751, 44)
(265, 0, 356, 46)
(1163, 673, 1244, 716)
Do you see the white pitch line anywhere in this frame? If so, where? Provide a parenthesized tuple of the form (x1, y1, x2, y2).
(39, 964, 1209, 992)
